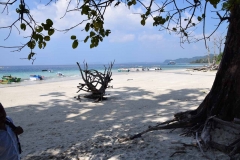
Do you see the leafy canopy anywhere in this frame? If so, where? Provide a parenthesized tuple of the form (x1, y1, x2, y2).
(0, 0, 235, 60)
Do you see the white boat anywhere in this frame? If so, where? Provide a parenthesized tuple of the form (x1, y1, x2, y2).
(57, 72, 64, 77)
(29, 75, 43, 81)
(148, 67, 162, 71)
(168, 61, 176, 65)
(118, 68, 130, 72)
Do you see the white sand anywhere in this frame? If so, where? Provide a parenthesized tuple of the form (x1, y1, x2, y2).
(0, 69, 230, 159)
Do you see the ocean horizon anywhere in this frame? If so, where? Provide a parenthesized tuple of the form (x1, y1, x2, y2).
(0, 62, 206, 87)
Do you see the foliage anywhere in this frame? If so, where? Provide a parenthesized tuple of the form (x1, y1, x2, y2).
(190, 54, 216, 63)
(0, 0, 233, 61)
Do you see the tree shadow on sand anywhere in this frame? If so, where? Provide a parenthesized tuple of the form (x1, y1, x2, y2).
(5, 86, 228, 160)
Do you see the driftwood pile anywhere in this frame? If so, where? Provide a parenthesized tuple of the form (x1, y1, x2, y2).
(188, 63, 219, 72)
(75, 61, 114, 102)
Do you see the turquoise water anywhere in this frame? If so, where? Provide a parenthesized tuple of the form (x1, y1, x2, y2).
(0, 63, 205, 86)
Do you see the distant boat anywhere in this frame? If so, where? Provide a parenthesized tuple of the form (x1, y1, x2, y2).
(0, 80, 11, 84)
(57, 72, 64, 77)
(2, 75, 21, 82)
(42, 69, 53, 73)
(168, 61, 176, 65)
(118, 68, 130, 72)
(148, 67, 162, 71)
(29, 75, 43, 81)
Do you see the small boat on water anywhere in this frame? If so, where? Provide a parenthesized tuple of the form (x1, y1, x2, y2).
(2, 75, 21, 82)
(118, 68, 130, 72)
(42, 69, 53, 73)
(57, 72, 64, 77)
(168, 61, 176, 65)
(29, 75, 44, 81)
(0, 79, 11, 84)
(148, 67, 162, 71)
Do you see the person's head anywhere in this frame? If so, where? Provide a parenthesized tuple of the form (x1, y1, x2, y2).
(0, 103, 6, 124)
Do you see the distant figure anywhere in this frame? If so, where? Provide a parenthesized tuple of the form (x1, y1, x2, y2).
(0, 103, 23, 160)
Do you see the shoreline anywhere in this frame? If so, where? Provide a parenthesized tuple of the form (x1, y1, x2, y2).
(0, 68, 208, 88)
(1, 69, 225, 160)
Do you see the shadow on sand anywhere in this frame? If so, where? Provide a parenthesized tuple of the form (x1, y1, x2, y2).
(5, 86, 212, 160)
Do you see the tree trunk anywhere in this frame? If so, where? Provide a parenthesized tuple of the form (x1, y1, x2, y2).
(192, 4, 240, 122)
(119, 3, 240, 157)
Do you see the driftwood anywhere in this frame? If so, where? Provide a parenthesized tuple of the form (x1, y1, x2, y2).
(188, 63, 219, 72)
(76, 61, 114, 102)
(118, 113, 240, 158)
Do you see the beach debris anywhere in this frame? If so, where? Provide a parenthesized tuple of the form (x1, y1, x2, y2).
(76, 61, 114, 102)
(187, 63, 219, 72)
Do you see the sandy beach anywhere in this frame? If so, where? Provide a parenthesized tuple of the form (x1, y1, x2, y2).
(0, 69, 230, 160)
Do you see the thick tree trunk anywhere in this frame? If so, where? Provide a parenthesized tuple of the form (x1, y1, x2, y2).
(188, 4, 240, 122)
(119, 3, 240, 158)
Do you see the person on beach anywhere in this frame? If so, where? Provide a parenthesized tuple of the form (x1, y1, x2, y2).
(0, 103, 23, 160)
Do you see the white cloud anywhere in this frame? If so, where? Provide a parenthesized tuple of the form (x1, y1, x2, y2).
(138, 34, 163, 41)
(109, 32, 135, 42)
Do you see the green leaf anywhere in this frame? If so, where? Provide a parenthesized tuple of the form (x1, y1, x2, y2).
(90, 43, 94, 48)
(71, 35, 76, 40)
(209, 0, 220, 8)
(23, 9, 29, 13)
(127, 1, 132, 6)
(172, 27, 177, 31)
(20, 23, 26, 31)
(38, 42, 42, 49)
(105, 30, 111, 36)
(197, 16, 202, 21)
(192, 23, 195, 26)
(44, 36, 50, 41)
(38, 34, 43, 42)
(28, 52, 35, 60)
(46, 19, 53, 27)
(43, 24, 50, 30)
(84, 36, 89, 43)
(35, 26, 43, 33)
(16, 9, 20, 13)
(85, 23, 90, 32)
(27, 41, 36, 49)
(90, 31, 96, 37)
(19, 4, 24, 9)
(72, 40, 78, 49)
(48, 29, 55, 36)
(42, 42, 47, 48)
(141, 19, 146, 26)
(32, 33, 38, 41)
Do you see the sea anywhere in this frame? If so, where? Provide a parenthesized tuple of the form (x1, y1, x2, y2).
(0, 63, 205, 87)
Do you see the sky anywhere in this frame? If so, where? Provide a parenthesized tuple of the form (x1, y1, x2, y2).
(0, 0, 228, 66)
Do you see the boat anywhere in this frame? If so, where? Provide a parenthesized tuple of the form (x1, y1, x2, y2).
(0, 79, 11, 84)
(168, 61, 176, 65)
(29, 75, 43, 81)
(57, 72, 64, 77)
(118, 68, 130, 72)
(2, 75, 21, 82)
(42, 69, 53, 73)
(148, 67, 162, 71)
(129, 68, 143, 72)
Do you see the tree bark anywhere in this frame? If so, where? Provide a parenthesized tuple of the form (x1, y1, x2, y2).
(189, 4, 240, 122)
